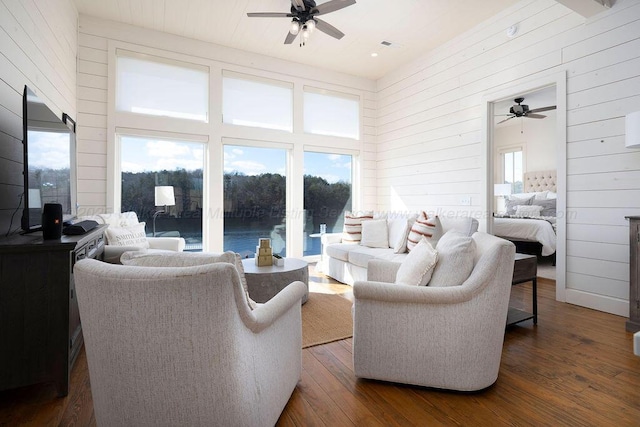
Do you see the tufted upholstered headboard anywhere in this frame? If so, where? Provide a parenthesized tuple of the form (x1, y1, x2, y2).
(524, 170, 556, 193)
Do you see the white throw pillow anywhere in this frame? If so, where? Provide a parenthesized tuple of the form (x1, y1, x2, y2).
(546, 191, 557, 199)
(395, 237, 438, 286)
(429, 230, 475, 287)
(121, 251, 257, 309)
(104, 222, 150, 249)
(388, 215, 418, 254)
(342, 211, 374, 243)
(515, 205, 543, 217)
(360, 219, 389, 248)
(99, 211, 140, 227)
(407, 212, 443, 251)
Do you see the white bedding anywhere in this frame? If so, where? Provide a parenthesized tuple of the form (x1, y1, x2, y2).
(493, 217, 556, 256)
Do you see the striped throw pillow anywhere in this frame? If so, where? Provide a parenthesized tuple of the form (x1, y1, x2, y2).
(342, 211, 374, 243)
(406, 212, 443, 251)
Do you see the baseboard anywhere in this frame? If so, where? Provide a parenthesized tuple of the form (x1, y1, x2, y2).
(565, 288, 628, 317)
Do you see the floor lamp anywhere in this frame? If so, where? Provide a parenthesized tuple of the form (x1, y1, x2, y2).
(153, 186, 175, 237)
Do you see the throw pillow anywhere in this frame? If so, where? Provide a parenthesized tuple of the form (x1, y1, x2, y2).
(395, 237, 438, 286)
(342, 211, 373, 243)
(360, 219, 389, 248)
(99, 211, 140, 227)
(532, 198, 556, 217)
(388, 215, 418, 254)
(121, 251, 257, 309)
(505, 195, 533, 215)
(429, 230, 475, 287)
(104, 222, 150, 249)
(515, 205, 543, 217)
(406, 212, 443, 251)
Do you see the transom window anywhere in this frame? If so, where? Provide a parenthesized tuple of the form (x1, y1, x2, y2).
(116, 52, 209, 122)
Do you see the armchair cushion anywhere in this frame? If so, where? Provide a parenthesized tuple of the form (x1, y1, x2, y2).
(429, 230, 475, 287)
(121, 251, 258, 309)
(104, 222, 150, 249)
(395, 237, 438, 286)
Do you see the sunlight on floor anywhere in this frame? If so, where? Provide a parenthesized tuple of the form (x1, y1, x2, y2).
(307, 262, 353, 301)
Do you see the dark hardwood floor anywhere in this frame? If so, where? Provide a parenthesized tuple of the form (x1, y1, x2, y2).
(1, 268, 639, 426)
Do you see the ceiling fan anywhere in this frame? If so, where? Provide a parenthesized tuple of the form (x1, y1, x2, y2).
(497, 97, 557, 124)
(247, 0, 356, 46)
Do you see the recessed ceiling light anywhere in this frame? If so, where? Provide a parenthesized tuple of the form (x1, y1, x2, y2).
(371, 52, 378, 57)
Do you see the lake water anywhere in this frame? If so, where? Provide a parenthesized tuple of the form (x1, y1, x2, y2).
(182, 228, 321, 257)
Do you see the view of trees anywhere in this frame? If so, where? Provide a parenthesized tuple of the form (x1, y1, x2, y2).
(122, 169, 351, 233)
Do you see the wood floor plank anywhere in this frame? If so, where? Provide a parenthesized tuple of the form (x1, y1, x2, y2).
(1, 269, 640, 426)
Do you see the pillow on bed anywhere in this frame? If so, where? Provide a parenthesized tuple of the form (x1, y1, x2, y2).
(532, 198, 556, 216)
(505, 195, 533, 215)
(510, 191, 548, 200)
(515, 205, 543, 217)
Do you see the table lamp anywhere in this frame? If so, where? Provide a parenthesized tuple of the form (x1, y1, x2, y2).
(153, 185, 175, 237)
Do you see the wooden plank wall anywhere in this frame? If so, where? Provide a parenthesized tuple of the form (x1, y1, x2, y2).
(76, 15, 376, 254)
(375, 0, 640, 316)
(0, 0, 77, 235)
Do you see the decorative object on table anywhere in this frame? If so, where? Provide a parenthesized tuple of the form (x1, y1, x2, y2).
(320, 223, 327, 234)
(256, 237, 273, 266)
(273, 253, 285, 266)
(152, 186, 175, 237)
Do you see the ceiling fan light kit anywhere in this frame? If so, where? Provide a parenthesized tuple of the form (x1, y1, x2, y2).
(247, 0, 356, 47)
(496, 97, 557, 125)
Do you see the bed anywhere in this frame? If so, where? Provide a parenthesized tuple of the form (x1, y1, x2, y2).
(493, 170, 557, 258)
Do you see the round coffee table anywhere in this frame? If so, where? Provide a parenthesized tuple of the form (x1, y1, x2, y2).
(241, 258, 309, 304)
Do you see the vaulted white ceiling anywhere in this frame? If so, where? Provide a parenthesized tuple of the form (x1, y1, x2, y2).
(74, 0, 520, 80)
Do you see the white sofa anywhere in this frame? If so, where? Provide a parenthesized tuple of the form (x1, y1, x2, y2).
(76, 211, 186, 263)
(320, 216, 479, 285)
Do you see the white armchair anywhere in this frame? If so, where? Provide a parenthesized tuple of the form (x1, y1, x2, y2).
(74, 258, 306, 426)
(76, 211, 186, 263)
(352, 232, 516, 391)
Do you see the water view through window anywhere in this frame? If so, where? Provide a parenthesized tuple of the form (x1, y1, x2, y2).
(120, 135, 204, 251)
(223, 145, 287, 258)
(303, 152, 352, 256)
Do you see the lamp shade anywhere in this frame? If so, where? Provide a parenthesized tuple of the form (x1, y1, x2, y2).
(154, 186, 175, 206)
(494, 183, 512, 197)
(626, 111, 640, 148)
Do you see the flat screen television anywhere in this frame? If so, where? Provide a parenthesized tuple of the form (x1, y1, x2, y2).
(21, 85, 77, 232)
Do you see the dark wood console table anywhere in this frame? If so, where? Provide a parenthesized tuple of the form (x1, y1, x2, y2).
(625, 216, 640, 332)
(0, 225, 106, 396)
(507, 253, 538, 327)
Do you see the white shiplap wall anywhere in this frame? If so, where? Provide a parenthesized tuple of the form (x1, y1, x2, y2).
(0, 0, 77, 233)
(76, 15, 376, 255)
(375, 0, 640, 316)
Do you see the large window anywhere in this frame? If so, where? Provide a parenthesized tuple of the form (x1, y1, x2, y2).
(304, 87, 359, 139)
(303, 152, 352, 256)
(223, 145, 287, 257)
(116, 53, 209, 122)
(222, 72, 293, 132)
(119, 135, 205, 251)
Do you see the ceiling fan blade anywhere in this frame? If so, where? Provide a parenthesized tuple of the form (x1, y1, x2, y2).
(314, 18, 345, 39)
(247, 12, 292, 18)
(526, 113, 546, 119)
(313, 0, 356, 15)
(284, 31, 298, 44)
(291, 0, 306, 12)
(497, 116, 515, 124)
(528, 105, 556, 114)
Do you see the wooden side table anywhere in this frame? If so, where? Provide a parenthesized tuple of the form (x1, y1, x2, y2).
(241, 258, 309, 304)
(507, 253, 538, 327)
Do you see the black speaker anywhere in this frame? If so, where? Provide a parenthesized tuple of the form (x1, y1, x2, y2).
(42, 203, 63, 240)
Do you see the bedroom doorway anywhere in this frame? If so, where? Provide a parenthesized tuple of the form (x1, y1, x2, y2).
(482, 71, 567, 302)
